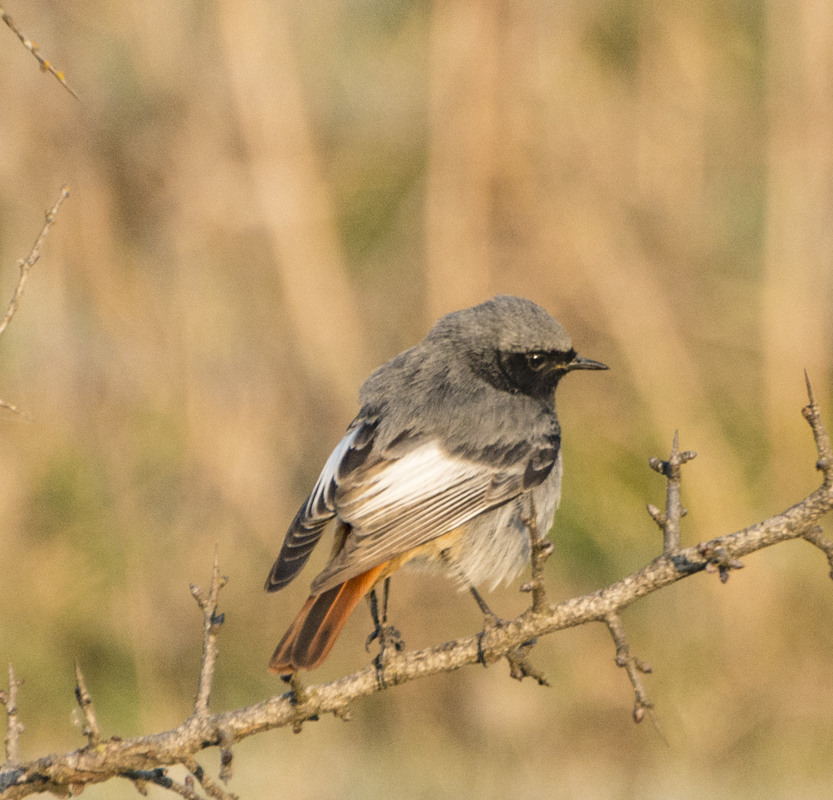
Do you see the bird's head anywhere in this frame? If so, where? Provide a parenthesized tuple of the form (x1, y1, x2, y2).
(427, 295, 608, 400)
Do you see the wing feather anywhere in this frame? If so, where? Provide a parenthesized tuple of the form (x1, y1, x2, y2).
(265, 422, 365, 592)
(268, 412, 558, 596)
(309, 439, 555, 594)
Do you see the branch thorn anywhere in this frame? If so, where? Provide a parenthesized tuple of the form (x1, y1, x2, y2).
(74, 661, 102, 746)
(190, 546, 228, 720)
(2, 664, 24, 765)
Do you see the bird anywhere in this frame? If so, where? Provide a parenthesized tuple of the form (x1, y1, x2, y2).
(265, 295, 607, 675)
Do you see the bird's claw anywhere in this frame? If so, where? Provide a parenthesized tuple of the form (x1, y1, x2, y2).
(366, 623, 405, 655)
(477, 612, 509, 666)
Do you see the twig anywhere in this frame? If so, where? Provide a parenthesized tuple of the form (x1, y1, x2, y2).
(1, 665, 24, 765)
(803, 371, 833, 488)
(217, 734, 234, 784)
(802, 526, 833, 580)
(696, 542, 744, 584)
(0, 7, 79, 99)
(183, 549, 237, 796)
(472, 497, 553, 685)
(604, 613, 655, 725)
(182, 757, 238, 800)
(189, 546, 227, 720)
(648, 432, 744, 582)
(0, 400, 31, 419)
(121, 769, 203, 800)
(647, 431, 697, 553)
(73, 663, 101, 746)
(519, 494, 554, 612)
(0, 185, 70, 340)
(795, 376, 833, 578)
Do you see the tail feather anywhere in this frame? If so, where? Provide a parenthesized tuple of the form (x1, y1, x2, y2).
(269, 564, 386, 674)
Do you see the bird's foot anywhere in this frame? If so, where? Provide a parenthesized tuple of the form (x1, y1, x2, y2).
(366, 582, 405, 685)
(367, 623, 405, 690)
(477, 611, 510, 667)
(504, 637, 549, 686)
(365, 621, 405, 658)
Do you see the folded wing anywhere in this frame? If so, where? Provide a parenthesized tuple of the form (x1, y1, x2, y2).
(264, 419, 371, 591)
(266, 414, 558, 596)
(311, 437, 557, 594)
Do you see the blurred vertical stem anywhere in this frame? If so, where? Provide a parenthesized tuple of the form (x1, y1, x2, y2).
(424, 0, 500, 317)
(762, 0, 833, 497)
(218, 1, 368, 406)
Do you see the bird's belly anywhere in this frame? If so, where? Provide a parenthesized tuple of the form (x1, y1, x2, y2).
(402, 461, 562, 591)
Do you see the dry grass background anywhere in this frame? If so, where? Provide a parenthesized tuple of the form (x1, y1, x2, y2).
(0, 1, 832, 798)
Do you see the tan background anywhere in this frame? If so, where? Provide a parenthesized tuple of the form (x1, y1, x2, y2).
(0, 1, 832, 798)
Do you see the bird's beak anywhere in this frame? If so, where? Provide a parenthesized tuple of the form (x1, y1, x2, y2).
(567, 355, 609, 372)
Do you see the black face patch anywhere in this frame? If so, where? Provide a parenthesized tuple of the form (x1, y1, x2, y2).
(496, 349, 576, 399)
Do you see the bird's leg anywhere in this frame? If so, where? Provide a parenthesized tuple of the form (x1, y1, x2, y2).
(366, 586, 382, 640)
(470, 583, 544, 681)
(469, 585, 498, 619)
(365, 577, 405, 660)
(469, 585, 512, 666)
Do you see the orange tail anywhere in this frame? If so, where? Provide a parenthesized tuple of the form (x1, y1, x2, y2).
(269, 564, 387, 674)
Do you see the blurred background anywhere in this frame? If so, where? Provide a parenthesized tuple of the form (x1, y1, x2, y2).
(0, 1, 832, 798)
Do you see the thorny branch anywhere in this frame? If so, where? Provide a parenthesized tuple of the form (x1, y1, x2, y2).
(120, 768, 205, 800)
(802, 526, 833, 579)
(0, 7, 79, 99)
(73, 663, 100, 747)
(520, 494, 554, 612)
(0, 186, 70, 416)
(1, 665, 23, 766)
(647, 430, 697, 554)
(604, 613, 653, 724)
(1, 378, 833, 797)
(0, 186, 70, 341)
(189, 546, 227, 721)
(182, 757, 237, 800)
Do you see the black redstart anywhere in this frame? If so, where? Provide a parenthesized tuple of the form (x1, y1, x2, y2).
(265, 295, 607, 674)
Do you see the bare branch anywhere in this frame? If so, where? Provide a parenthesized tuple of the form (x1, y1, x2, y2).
(0, 8, 79, 99)
(182, 757, 238, 800)
(1, 665, 24, 766)
(802, 526, 833, 580)
(0, 185, 70, 340)
(605, 615, 667, 743)
(696, 542, 744, 583)
(647, 430, 696, 553)
(217, 734, 234, 785)
(803, 372, 833, 488)
(519, 494, 554, 612)
(73, 663, 101, 746)
(1, 384, 833, 796)
(604, 613, 654, 724)
(189, 546, 227, 720)
(121, 769, 203, 800)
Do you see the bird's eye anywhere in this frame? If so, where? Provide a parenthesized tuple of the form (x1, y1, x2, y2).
(525, 352, 547, 371)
